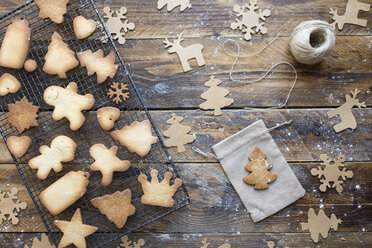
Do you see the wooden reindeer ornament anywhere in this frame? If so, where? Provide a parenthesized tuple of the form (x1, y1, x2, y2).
(330, 0, 370, 30)
(157, 0, 192, 12)
(327, 88, 366, 133)
(164, 33, 205, 72)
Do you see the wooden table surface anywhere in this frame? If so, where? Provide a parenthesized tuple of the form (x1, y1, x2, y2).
(0, 0, 371, 247)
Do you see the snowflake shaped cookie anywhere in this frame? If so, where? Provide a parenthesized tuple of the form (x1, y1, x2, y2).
(311, 154, 353, 193)
(102, 7, 135, 44)
(0, 187, 27, 225)
(230, 0, 270, 41)
(107, 82, 130, 104)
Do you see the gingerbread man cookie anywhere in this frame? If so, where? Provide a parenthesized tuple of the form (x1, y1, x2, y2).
(29, 135, 77, 180)
(44, 82, 95, 130)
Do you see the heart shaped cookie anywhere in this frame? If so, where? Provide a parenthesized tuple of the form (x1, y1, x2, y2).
(7, 135, 31, 158)
(73, 16, 96, 40)
(0, 73, 21, 96)
(97, 107, 120, 130)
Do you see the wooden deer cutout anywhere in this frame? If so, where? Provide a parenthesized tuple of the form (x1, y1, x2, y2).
(327, 88, 366, 132)
(330, 0, 370, 30)
(164, 33, 205, 72)
(157, 0, 192, 12)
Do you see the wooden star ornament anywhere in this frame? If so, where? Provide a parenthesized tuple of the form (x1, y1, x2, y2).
(54, 208, 98, 248)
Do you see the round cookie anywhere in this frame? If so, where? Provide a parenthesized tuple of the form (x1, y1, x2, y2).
(24, 59, 37, 72)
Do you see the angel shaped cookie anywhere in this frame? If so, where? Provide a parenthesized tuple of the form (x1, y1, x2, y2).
(44, 82, 95, 130)
(29, 135, 77, 180)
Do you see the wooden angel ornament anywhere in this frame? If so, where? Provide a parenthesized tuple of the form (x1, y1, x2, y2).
(164, 33, 205, 72)
(243, 147, 277, 189)
(163, 113, 196, 152)
(199, 76, 234, 116)
(330, 0, 370, 30)
(327, 88, 366, 132)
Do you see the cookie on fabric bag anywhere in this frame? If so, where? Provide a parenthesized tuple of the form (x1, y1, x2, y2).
(6, 135, 31, 158)
(97, 106, 120, 130)
(90, 189, 135, 229)
(110, 120, 158, 157)
(44, 82, 95, 130)
(0, 73, 21, 96)
(0, 17, 31, 69)
(73, 16, 97, 39)
(29, 135, 77, 180)
(54, 208, 98, 248)
(138, 169, 182, 207)
(43, 32, 79, 79)
(40, 171, 90, 216)
(35, 0, 69, 24)
(89, 144, 130, 186)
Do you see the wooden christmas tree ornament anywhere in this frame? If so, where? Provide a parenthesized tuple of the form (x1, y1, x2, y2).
(327, 88, 366, 133)
(163, 113, 196, 152)
(199, 76, 234, 116)
(330, 0, 370, 30)
(164, 33, 205, 72)
(25, 233, 55, 248)
(157, 0, 192, 12)
(301, 208, 341, 243)
(243, 147, 277, 189)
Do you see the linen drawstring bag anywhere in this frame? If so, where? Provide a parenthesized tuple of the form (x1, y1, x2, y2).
(212, 119, 305, 222)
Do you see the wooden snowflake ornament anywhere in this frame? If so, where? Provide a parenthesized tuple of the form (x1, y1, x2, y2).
(301, 208, 341, 243)
(199, 76, 234, 116)
(164, 33, 205, 72)
(330, 0, 370, 30)
(327, 88, 366, 133)
(243, 147, 277, 189)
(230, 0, 270, 41)
(0, 187, 27, 225)
(311, 154, 353, 193)
(107, 82, 130, 104)
(157, 0, 192, 12)
(163, 113, 196, 153)
(103, 7, 135, 44)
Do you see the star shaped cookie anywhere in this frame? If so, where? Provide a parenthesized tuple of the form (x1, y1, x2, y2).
(89, 144, 131, 186)
(54, 208, 98, 248)
(110, 120, 158, 157)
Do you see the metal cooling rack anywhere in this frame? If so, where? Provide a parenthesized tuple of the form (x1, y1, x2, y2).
(0, 0, 190, 247)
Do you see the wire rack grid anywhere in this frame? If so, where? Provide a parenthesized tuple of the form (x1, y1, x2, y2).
(0, 0, 190, 247)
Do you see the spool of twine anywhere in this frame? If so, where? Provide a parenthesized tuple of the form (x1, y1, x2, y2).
(290, 20, 335, 65)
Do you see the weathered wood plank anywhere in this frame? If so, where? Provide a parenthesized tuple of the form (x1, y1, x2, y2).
(1, 232, 371, 248)
(0, 109, 370, 164)
(1, 162, 370, 233)
(125, 36, 371, 108)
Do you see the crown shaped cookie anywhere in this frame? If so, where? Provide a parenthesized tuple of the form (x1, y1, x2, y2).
(138, 169, 182, 208)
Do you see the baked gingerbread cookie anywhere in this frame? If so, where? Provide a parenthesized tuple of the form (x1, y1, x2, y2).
(29, 135, 76, 180)
(44, 82, 95, 130)
(90, 189, 135, 229)
(0, 73, 21, 96)
(73, 16, 96, 39)
(40, 171, 89, 216)
(54, 208, 98, 248)
(110, 120, 158, 157)
(35, 0, 69, 24)
(77, 49, 118, 84)
(96, 106, 120, 130)
(138, 169, 182, 208)
(0, 17, 31, 69)
(6, 135, 31, 158)
(89, 144, 130, 186)
(7, 96, 39, 133)
(43, 32, 79, 78)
